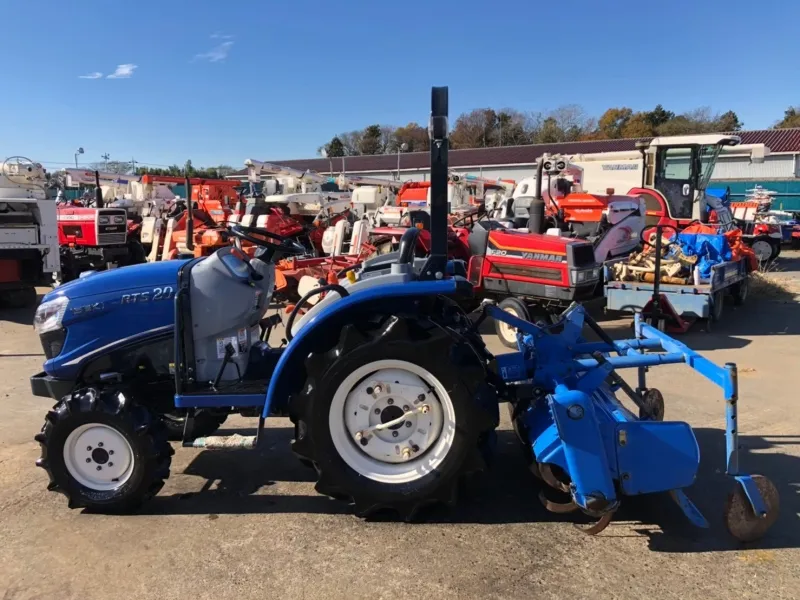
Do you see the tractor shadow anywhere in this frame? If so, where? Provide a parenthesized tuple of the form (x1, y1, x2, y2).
(0, 291, 43, 325)
(141, 425, 351, 517)
(140, 425, 800, 552)
(625, 428, 800, 553)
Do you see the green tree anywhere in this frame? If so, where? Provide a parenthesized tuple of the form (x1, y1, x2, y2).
(774, 106, 800, 129)
(537, 117, 563, 143)
(645, 104, 675, 128)
(321, 136, 346, 157)
(358, 124, 383, 155)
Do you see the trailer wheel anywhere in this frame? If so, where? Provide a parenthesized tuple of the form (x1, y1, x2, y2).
(35, 388, 172, 513)
(159, 410, 228, 441)
(494, 298, 530, 348)
(711, 291, 724, 322)
(290, 314, 498, 519)
(732, 277, 749, 306)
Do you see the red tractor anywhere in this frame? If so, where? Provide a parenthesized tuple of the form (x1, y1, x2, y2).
(56, 174, 145, 282)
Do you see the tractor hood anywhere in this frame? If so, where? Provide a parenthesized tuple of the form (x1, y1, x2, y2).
(47, 260, 189, 302)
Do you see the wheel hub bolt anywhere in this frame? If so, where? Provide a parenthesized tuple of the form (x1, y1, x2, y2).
(416, 394, 425, 403)
(108, 462, 114, 467)
(387, 398, 394, 405)
(96, 466, 102, 471)
(86, 446, 92, 451)
(360, 438, 369, 447)
(403, 405, 409, 411)
(98, 442, 104, 448)
(392, 431, 399, 438)
(85, 458, 91, 463)
(109, 450, 114, 455)
(374, 408, 380, 414)
(405, 421, 412, 428)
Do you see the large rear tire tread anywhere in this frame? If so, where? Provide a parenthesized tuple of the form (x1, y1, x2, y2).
(35, 387, 173, 513)
(289, 306, 498, 520)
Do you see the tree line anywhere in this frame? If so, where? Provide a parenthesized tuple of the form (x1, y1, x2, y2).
(83, 159, 236, 180)
(319, 104, 800, 157)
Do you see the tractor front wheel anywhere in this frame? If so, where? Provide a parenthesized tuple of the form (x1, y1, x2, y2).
(35, 388, 172, 513)
(290, 314, 498, 519)
(494, 297, 530, 349)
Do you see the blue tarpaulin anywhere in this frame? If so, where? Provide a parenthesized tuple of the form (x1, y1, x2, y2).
(673, 232, 732, 279)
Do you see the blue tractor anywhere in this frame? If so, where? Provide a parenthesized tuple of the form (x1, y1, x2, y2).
(30, 88, 778, 541)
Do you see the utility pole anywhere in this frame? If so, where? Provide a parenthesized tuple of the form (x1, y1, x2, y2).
(101, 153, 110, 170)
(131, 157, 136, 174)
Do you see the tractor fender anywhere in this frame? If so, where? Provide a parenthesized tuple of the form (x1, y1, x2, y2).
(263, 279, 465, 417)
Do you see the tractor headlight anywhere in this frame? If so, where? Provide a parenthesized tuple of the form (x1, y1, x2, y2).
(113, 215, 125, 224)
(98, 216, 110, 225)
(34, 296, 69, 334)
(570, 268, 600, 285)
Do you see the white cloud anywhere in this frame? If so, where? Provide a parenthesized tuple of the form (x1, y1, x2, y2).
(210, 32, 234, 40)
(194, 39, 234, 62)
(78, 72, 103, 79)
(107, 64, 138, 79)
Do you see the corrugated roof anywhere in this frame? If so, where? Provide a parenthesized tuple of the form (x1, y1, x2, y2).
(234, 128, 800, 176)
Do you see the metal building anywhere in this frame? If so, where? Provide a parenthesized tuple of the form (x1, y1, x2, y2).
(240, 128, 800, 210)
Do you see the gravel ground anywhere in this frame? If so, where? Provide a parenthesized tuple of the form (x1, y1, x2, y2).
(1, 251, 799, 600)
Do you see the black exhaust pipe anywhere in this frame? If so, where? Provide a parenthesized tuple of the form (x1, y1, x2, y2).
(185, 175, 194, 251)
(94, 171, 104, 208)
(528, 157, 545, 233)
(419, 86, 449, 281)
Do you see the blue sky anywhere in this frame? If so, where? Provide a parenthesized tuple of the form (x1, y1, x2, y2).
(2, 0, 797, 171)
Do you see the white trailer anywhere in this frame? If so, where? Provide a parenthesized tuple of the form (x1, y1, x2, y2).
(0, 157, 60, 307)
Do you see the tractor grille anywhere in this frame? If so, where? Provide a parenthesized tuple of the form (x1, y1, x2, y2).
(97, 231, 127, 245)
(489, 262, 562, 281)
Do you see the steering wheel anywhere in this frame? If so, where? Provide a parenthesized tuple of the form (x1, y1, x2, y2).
(228, 223, 306, 256)
(640, 225, 677, 251)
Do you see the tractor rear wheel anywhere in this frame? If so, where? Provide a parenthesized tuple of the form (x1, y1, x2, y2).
(290, 313, 498, 519)
(35, 387, 172, 513)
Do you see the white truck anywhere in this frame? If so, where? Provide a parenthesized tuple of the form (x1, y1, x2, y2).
(0, 157, 60, 307)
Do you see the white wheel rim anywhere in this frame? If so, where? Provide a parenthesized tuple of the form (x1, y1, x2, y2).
(497, 306, 520, 343)
(329, 359, 455, 484)
(752, 240, 772, 261)
(63, 423, 134, 491)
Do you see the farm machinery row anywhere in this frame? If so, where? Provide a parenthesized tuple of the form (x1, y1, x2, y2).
(28, 87, 778, 543)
